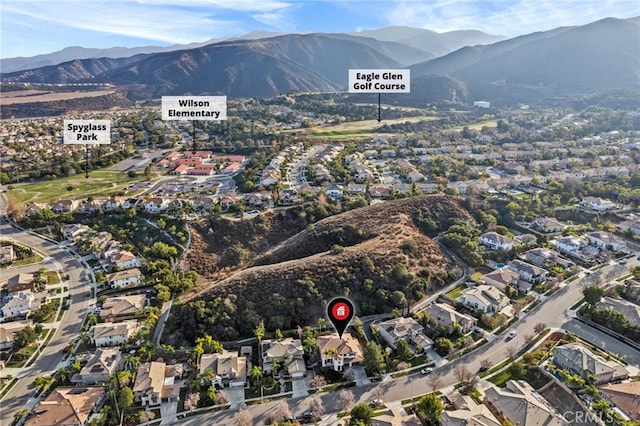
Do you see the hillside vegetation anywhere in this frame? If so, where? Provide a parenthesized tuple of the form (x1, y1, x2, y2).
(167, 195, 474, 343)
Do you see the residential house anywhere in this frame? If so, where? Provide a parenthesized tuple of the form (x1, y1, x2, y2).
(191, 197, 215, 211)
(89, 320, 138, 347)
(551, 236, 587, 256)
(376, 317, 434, 351)
(199, 350, 248, 388)
(24, 387, 105, 426)
(597, 381, 640, 421)
(220, 196, 241, 211)
(325, 184, 344, 200)
(524, 247, 571, 269)
(144, 198, 169, 213)
(132, 361, 182, 407)
(0, 245, 15, 265)
(51, 199, 79, 214)
(441, 395, 501, 426)
(101, 196, 121, 211)
(71, 348, 121, 385)
(109, 250, 141, 270)
(316, 332, 364, 372)
(484, 380, 566, 426)
(6, 273, 35, 293)
(507, 260, 549, 284)
(106, 268, 143, 289)
(370, 409, 421, 426)
(122, 198, 140, 209)
(587, 231, 629, 253)
(480, 232, 515, 251)
(244, 193, 266, 209)
(279, 189, 299, 205)
(596, 297, 640, 327)
(581, 197, 616, 211)
(0, 320, 32, 351)
(425, 303, 477, 334)
(553, 343, 628, 384)
(100, 240, 123, 259)
(461, 285, 510, 314)
(261, 338, 306, 378)
(100, 294, 147, 322)
(532, 217, 565, 233)
(1, 292, 39, 319)
(62, 224, 91, 240)
(480, 269, 519, 291)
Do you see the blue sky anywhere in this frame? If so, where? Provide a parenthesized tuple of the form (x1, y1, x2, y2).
(2, 0, 639, 58)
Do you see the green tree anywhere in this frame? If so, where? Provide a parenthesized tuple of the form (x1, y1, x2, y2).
(254, 320, 265, 345)
(362, 341, 385, 376)
(350, 403, 374, 426)
(416, 393, 443, 425)
(155, 284, 171, 303)
(434, 337, 454, 356)
(583, 286, 604, 307)
(249, 366, 264, 387)
(396, 339, 412, 362)
(118, 387, 134, 411)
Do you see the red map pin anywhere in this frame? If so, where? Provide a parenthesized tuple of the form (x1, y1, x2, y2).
(327, 297, 355, 339)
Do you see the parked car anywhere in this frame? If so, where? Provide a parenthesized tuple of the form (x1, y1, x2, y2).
(506, 331, 517, 341)
(420, 367, 433, 374)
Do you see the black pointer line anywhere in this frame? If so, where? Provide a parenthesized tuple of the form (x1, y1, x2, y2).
(377, 93, 381, 123)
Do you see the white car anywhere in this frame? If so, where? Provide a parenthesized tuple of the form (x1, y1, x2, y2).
(506, 331, 517, 341)
(420, 367, 433, 374)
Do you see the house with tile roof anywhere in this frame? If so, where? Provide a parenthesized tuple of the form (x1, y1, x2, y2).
(480, 268, 520, 290)
(441, 395, 501, 426)
(484, 380, 566, 426)
(106, 268, 143, 289)
(597, 381, 640, 421)
(24, 386, 105, 426)
(133, 361, 183, 407)
(461, 285, 510, 314)
(261, 338, 306, 378)
(71, 348, 121, 385)
(90, 320, 138, 347)
(553, 343, 628, 384)
(316, 332, 364, 372)
(100, 294, 147, 322)
(376, 317, 433, 351)
(587, 231, 629, 253)
(425, 303, 477, 334)
(507, 259, 549, 284)
(480, 232, 515, 251)
(199, 350, 247, 388)
(0, 320, 32, 351)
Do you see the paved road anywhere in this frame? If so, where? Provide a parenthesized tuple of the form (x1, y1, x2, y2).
(0, 219, 90, 424)
(563, 319, 640, 366)
(176, 258, 640, 425)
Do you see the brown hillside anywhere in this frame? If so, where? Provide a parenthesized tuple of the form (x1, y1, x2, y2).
(167, 195, 474, 343)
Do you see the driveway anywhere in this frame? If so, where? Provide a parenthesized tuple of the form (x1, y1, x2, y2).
(291, 378, 308, 398)
(223, 386, 246, 409)
(160, 400, 178, 425)
(348, 366, 370, 387)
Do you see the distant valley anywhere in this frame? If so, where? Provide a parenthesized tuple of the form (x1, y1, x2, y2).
(1, 17, 638, 113)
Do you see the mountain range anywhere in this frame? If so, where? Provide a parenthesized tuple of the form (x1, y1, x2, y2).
(2, 17, 638, 106)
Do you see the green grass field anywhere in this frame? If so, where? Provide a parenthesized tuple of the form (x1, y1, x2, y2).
(451, 119, 498, 131)
(300, 115, 440, 139)
(7, 170, 144, 204)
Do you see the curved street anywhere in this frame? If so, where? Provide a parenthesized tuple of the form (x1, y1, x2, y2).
(178, 258, 640, 425)
(0, 218, 91, 424)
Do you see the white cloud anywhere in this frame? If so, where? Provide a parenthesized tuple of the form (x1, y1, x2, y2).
(385, 0, 639, 35)
(1, 0, 295, 44)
